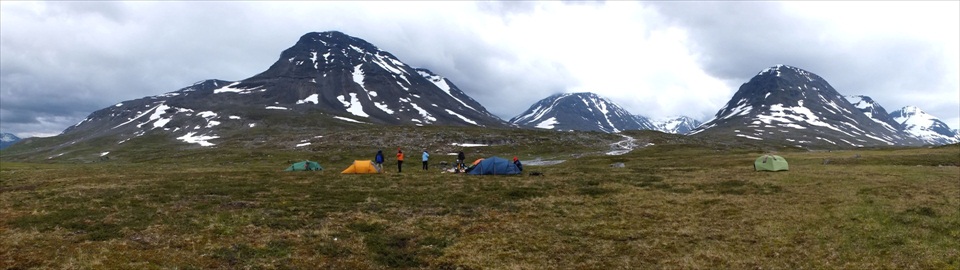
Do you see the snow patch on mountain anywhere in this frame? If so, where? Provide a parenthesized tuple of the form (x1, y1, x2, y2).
(417, 70, 477, 111)
(512, 95, 561, 124)
(352, 64, 368, 92)
(445, 109, 479, 126)
(114, 103, 165, 129)
(373, 52, 405, 75)
(333, 116, 367, 124)
(337, 93, 368, 117)
(409, 103, 436, 123)
(535, 117, 558, 129)
(177, 132, 219, 147)
(297, 94, 319, 105)
(374, 101, 394, 114)
(213, 82, 264, 94)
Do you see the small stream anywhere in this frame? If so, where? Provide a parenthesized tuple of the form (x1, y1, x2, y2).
(606, 134, 638, 155)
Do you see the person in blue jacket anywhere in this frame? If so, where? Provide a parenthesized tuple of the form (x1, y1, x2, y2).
(374, 149, 384, 172)
(422, 150, 430, 170)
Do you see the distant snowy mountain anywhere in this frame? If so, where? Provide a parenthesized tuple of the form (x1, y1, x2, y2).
(510, 92, 655, 133)
(0, 132, 21, 149)
(845, 95, 901, 133)
(890, 106, 960, 145)
(691, 65, 920, 147)
(59, 31, 506, 148)
(651, 116, 702, 134)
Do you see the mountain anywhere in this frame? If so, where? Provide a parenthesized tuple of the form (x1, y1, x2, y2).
(58, 31, 505, 147)
(509, 92, 655, 133)
(690, 65, 920, 148)
(0, 132, 21, 149)
(845, 95, 902, 133)
(890, 106, 960, 145)
(651, 116, 702, 134)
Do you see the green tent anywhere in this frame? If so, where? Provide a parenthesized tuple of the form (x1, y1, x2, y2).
(285, 160, 323, 171)
(754, 155, 788, 172)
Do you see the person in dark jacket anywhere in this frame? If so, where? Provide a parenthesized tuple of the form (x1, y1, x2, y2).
(457, 151, 465, 172)
(513, 156, 523, 172)
(374, 150, 384, 172)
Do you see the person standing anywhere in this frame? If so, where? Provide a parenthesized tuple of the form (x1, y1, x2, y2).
(422, 150, 430, 170)
(396, 148, 404, 173)
(457, 150, 465, 172)
(374, 149, 384, 172)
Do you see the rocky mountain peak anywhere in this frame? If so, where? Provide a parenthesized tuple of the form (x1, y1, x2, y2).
(510, 92, 654, 133)
(56, 31, 505, 150)
(692, 65, 919, 147)
(0, 132, 22, 150)
(891, 106, 959, 145)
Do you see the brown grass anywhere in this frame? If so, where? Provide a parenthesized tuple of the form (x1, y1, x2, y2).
(1, 145, 958, 269)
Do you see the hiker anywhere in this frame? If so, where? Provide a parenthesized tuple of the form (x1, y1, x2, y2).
(397, 148, 404, 173)
(422, 150, 429, 170)
(513, 156, 523, 172)
(374, 149, 384, 172)
(457, 151, 465, 172)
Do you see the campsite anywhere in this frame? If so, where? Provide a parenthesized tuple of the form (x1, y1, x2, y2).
(1, 128, 957, 269)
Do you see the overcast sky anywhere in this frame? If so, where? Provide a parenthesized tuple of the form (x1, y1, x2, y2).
(2, 1, 958, 137)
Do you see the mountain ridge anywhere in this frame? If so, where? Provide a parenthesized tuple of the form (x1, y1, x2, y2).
(509, 92, 655, 133)
(890, 106, 960, 145)
(56, 31, 506, 148)
(691, 64, 921, 148)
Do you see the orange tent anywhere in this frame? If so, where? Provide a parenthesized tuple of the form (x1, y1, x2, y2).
(341, 160, 380, 174)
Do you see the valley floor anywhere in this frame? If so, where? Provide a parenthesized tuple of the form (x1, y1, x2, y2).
(1, 145, 958, 268)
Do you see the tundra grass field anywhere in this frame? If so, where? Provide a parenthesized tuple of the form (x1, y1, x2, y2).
(1, 138, 958, 269)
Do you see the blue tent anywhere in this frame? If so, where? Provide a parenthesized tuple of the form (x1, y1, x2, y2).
(467, 156, 521, 175)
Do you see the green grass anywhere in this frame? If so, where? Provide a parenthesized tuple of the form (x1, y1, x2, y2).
(1, 139, 958, 268)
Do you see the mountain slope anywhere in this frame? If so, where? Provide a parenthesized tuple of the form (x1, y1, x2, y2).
(232, 31, 503, 127)
(510, 92, 655, 133)
(53, 31, 505, 149)
(845, 95, 902, 133)
(690, 65, 920, 148)
(890, 106, 960, 145)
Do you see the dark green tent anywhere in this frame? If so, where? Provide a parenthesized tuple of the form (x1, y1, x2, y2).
(754, 155, 788, 172)
(285, 160, 323, 171)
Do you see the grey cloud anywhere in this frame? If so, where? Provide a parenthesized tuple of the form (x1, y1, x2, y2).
(477, 1, 539, 17)
(3, 1, 954, 137)
(47, 1, 129, 23)
(0, 2, 291, 136)
(647, 2, 959, 126)
(1, 1, 575, 135)
(334, 8, 578, 120)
